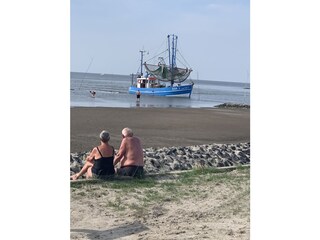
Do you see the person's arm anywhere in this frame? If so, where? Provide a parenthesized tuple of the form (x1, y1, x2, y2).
(113, 140, 126, 165)
(86, 148, 97, 163)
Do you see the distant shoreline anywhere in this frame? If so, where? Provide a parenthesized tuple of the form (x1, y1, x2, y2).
(70, 103, 250, 110)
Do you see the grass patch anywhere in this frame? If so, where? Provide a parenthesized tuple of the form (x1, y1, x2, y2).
(71, 176, 157, 190)
(71, 166, 250, 215)
(106, 197, 126, 211)
(107, 177, 157, 190)
(178, 167, 238, 185)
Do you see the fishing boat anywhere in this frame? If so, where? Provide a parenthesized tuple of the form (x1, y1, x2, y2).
(129, 34, 194, 97)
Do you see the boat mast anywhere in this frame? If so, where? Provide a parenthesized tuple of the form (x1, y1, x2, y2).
(139, 50, 146, 76)
(172, 35, 177, 68)
(167, 34, 178, 87)
(167, 35, 171, 69)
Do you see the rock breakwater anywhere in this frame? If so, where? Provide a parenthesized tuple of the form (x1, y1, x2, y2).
(70, 142, 250, 177)
(216, 103, 250, 109)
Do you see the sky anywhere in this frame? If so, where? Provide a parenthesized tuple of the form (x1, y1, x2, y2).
(71, 0, 250, 82)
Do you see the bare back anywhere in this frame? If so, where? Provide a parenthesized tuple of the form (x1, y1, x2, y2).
(115, 136, 144, 167)
(87, 143, 114, 161)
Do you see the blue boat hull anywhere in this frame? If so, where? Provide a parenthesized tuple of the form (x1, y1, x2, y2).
(128, 84, 194, 97)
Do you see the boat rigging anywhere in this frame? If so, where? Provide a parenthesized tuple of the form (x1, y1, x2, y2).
(128, 34, 194, 97)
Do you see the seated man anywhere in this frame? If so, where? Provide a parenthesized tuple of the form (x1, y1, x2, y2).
(114, 127, 144, 177)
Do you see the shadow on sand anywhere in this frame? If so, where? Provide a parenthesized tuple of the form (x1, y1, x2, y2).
(71, 221, 148, 239)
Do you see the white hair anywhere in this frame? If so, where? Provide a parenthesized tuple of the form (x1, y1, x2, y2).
(99, 130, 110, 142)
(122, 127, 133, 137)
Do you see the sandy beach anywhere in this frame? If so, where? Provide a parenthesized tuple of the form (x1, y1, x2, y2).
(71, 107, 250, 153)
(71, 167, 250, 240)
(71, 106, 250, 239)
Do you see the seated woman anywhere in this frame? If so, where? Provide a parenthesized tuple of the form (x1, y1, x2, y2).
(70, 130, 115, 180)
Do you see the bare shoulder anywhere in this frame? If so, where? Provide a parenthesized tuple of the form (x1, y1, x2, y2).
(90, 147, 98, 154)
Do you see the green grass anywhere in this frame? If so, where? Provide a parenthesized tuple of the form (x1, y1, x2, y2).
(71, 166, 250, 216)
(106, 196, 126, 211)
(71, 166, 249, 190)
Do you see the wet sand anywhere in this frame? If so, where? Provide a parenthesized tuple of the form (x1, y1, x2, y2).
(70, 107, 250, 152)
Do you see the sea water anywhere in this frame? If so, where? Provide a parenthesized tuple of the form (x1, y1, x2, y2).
(70, 72, 250, 108)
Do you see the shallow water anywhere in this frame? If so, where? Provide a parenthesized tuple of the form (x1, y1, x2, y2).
(70, 72, 250, 108)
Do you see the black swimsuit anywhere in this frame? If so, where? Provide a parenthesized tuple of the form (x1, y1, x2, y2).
(91, 147, 115, 177)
